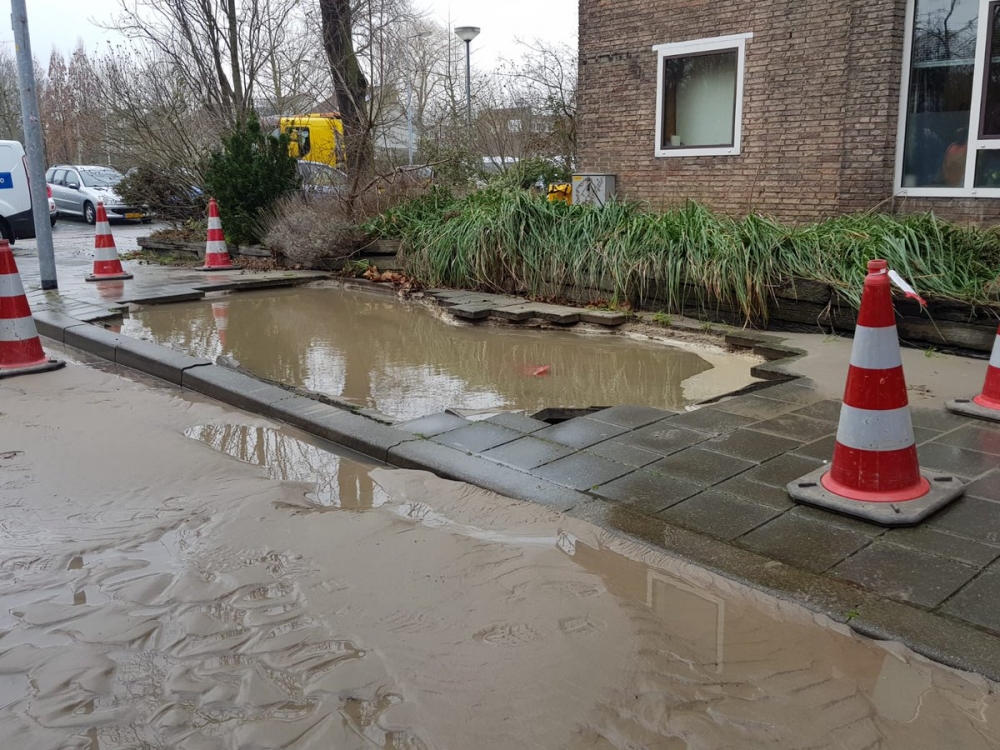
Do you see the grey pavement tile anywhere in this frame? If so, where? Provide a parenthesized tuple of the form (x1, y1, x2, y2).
(909, 408, 974, 432)
(479, 436, 574, 471)
(532, 418, 629, 449)
(484, 412, 549, 434)
(966, 471, 1000, 501)
(648, 447, 755, 488)
(715, 474, 797, 511)
(616, 421, 707, 456)
(742, 453, 827, 488)
(738, 513, 874, 573)
(934, 424, 1000, 456)
(756, 382, 826, 406)
(432, 423, 521, 454)
(789, 506, 887, 538)
(703, 429, 802, 463)
(925, 496, 1000, 545)
(913, 426, 944, 444)
(398, 413, 471, 437)
(712, 394, 799, 420)
(753, 414, 836, 443)
(792, 435, 838, 461)
(592, 469, 703, 515)
(790, 399, 843, 423)
(917, 443, 996, 478)
(587, 405, 675, 430)
(941, 567, 1000, 633)
(584, 439, 662, 468)
(885, 526, 1000, 568)
(657, 490, 782, 541)
(533, 453, 634, 491)
(666, 408, 758, 436)
(832, 543, 979, 609)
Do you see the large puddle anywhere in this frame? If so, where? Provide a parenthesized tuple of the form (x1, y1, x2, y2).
(4, 422, 996, 748)
(122, 286, 761, 420)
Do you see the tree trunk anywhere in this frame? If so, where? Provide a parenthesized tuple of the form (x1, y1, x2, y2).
(226, 0, 244, 114)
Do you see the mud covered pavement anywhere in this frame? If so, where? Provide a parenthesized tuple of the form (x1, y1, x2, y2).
(1, 354, 1000, 749)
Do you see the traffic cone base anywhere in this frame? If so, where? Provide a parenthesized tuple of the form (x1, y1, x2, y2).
(0, 239, 65, 378)
(197, 198, 239, 271)
(86, 202, 133, 281)
(0, 358, 65, 380)
(787, 259, 964, 527)
(946, 326, 1000, 422)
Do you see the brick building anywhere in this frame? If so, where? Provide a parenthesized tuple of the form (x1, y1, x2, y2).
(577, 0, 1000, 223)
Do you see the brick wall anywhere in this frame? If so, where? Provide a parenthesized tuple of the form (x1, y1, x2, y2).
(578, 0, 1000, 224)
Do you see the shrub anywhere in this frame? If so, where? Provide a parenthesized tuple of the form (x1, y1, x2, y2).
(203, 114, 301, 246)
(259, 194, 363, 266)
(117, 165, 207, 224)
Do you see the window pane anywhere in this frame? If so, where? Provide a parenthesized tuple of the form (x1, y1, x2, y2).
(901, 0, 978, 188)
(982, 3, 1000, 136)
(661, 50, 737, 149)
(974, 149, 1000, 186)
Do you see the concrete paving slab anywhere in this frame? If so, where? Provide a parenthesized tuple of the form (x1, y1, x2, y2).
(885, 526, 1000, 567)
(648, 447, 756, 487)
(532, 418, 629, 449)
(924, 496, 1000, 545)
(831, 543, 979, 608)
(484, 412, 549, 433)
(532, 453, 633, 491)
(753, 413, 837, 443)
(398, 412, 470, 437)
(918, 442, 996, 478)
(715, 475, 798, 511)
(479, 436, 575, 470)
(268, 395, 342, 431)
(432, 422, 521, 453)
(616, 421, 707, 456)
(488, 304, 537, 322)
(64, 324, 124, 361)
(32, 311, 87, 343)
(934, 423, 1000, 456)
(941, 566, 1000, 633)
(587, 405, 675, 430)
(524, 304, 580, 325)
(592, 469, 703, 514)
(712, 393, 800, 420)
(182, 366, 297, 413)
(703, 429, 802, 463)
(966, 471, 1000, 501)
(124, 290, 204, 305)
(742, 453, 826, 488)
(579, 309, 627, 326)
(738, 513, 874, 573)
(116, 337, 211, 385)
(658, 490, 782, 541)
(757, 381, 826, 406)
(449, 304, 492, 320)
(387, 440, 587, 513)
(910, 407, 975, 432)
(303, 408, 415, 462)
(583, 440, 662, 468)
(790, 505, 890, 537)
(666, 408, 759, 436)
(791, 435, 838, 460)
(790, 399, 843, 422)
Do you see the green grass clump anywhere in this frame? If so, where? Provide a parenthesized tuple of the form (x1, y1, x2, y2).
(366, 189, 1000, 323)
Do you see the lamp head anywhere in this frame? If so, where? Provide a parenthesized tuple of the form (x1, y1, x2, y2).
(454, 26, 480, 43)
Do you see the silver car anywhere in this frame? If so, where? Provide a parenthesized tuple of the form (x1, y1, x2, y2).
(45, 165, 148, 225)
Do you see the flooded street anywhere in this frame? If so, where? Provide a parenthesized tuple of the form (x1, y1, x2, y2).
(2, 357, 999, 749)
(122, 286, 760, 420)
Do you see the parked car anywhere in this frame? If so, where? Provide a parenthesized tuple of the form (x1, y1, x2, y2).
(296, 160, 346, 195)
(0, 141, 35, 243)
(45, 165, 149, 224)
(48, 184, 56, 227)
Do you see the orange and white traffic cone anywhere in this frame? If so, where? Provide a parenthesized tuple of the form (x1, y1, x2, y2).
(947, 323, 1000, 422)
(196, 199, 237, 271)
(0, 240, 64, 378)
(788, 259, 964, 525)
(86, 202, 133, 281)
(212, 300, 229, 348)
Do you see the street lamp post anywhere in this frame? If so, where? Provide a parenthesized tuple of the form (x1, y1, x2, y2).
(454, 26, 480, 130)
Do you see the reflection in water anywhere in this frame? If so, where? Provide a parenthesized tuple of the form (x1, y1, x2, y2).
(123, 287, 743, 420)
(186, 424, 386, 510)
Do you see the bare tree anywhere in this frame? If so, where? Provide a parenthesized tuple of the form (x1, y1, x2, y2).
(0, 48, 22, 141)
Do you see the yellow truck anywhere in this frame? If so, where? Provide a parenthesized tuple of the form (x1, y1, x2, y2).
(271, 114, 345, 169)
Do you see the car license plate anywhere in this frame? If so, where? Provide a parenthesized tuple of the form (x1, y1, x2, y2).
(125, 212, 143, 219)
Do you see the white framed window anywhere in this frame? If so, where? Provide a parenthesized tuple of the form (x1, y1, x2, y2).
(895, 0, 1000, 197)
(653, 33, 752, 158)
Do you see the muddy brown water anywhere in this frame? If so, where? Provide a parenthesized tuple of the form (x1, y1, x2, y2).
(4, 413, 999, 749)
(122, 286, 760, 420)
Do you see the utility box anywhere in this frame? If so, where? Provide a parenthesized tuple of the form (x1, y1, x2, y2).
(571, 174, 616, 206)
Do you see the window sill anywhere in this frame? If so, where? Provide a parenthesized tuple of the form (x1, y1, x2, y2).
(655, 147, 741, 158)
(896, 187, 1000, 198)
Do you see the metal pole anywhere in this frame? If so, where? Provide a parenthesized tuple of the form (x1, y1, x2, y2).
(10, 0, 56, 290)
(464, 40, 472, 128)
(406, 81, 414, 166)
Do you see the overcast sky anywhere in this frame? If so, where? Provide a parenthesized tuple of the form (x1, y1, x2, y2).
(1, 0, 578, 68)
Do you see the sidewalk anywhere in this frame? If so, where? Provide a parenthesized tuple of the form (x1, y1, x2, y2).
(12, 235, 1000, 679)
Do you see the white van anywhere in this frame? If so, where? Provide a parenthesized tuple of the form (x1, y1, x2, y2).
(0, 141, 35, 244)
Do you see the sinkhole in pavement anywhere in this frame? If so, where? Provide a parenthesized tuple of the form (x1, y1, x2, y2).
(124, 285, 761, 421)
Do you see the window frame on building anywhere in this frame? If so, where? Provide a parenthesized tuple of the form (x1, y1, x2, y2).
(652, 33, 753, 158)
(895, 0, 1000, 197)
